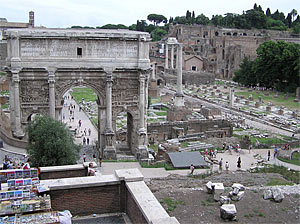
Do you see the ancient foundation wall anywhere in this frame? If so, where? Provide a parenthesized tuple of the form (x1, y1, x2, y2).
(148, 119, 233, 141)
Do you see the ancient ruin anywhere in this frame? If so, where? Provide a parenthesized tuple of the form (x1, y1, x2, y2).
(4, 28, 151, 159)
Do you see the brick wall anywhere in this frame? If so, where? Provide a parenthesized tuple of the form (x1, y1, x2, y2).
(39, 168, 87, 180)
(50, 184, 122, 216)
(126, 188, 147, 224)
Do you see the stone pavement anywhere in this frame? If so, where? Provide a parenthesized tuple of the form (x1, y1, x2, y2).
(61, 91, 98, 146)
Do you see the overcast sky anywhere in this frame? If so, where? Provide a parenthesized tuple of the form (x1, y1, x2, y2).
(0, 0, 298, 28)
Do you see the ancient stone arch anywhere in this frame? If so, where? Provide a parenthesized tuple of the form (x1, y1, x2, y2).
(5, 28, 151, 159)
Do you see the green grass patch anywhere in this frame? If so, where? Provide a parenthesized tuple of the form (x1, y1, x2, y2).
(0, 72, 6, 77)
(1, 104, 8, 109)
(278, 152, 300, 166)
(255, 165, 300, 184)
(71, 87, 98, 104)
(235, 91, 299, 110)
(266, 178, 294, 186)
(154, 111, 167, 116)
(140, 162, 175, 170)
(161, 197, 185, 213)
(151, 97, 161, 104)
(103, 159, 137, 162)
(180, 142, 189, 148)
(90, 117, 98, 128)
(148, 144, 158, 153)
(0, 90, 9, 95)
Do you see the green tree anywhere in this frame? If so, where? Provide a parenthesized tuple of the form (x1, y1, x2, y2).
(290, 9, 298, 22)
(255, 41, 300, 92)
(195, 14, 210, 25)
(266, 8, 271, 17)
(147, 14, 167, 26)
(27, 116, 80, 167)
(233, 57, 257, 86)
(100, 24, 128, 29)
(150, 27, 167, 41)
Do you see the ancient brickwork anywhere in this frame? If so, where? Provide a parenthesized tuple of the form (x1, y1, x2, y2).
(50, 184, 122, 216)
(151, 24, 300, 79)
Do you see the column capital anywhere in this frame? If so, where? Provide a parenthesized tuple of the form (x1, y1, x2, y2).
(12, 72, 20, 83)
(106, 73, 113, 83)
(48, 72, 55, 84)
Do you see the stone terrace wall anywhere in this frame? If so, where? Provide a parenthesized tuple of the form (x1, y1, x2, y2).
(50, 183, 124, 216)
(39, 164, 88, 180)
(43, 169, 179, 223)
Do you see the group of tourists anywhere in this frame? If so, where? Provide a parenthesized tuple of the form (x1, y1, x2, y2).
(2, 155, 30, 170)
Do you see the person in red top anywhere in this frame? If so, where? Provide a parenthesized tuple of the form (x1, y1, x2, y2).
(22, 159, 31, 169)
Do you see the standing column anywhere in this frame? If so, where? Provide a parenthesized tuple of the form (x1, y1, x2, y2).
(139, 74, 146, 132)
(48, 72, 56, 119)
(171, 45, 174, 69)
(106, 73, 113, 132)
(104, 72, 116, 159)
(165, 44, 169, 69)
(177, 44, 183, 95)
(151, 64, 156, 80)
(174, 44, 184, 107)
(12, 71, 24, 138)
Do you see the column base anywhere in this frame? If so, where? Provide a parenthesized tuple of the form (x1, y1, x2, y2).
(136, 145, 149, 160)
(103, 146, 116, 160)
(174, 94, 185, 107)
(12, 130, 25, 139)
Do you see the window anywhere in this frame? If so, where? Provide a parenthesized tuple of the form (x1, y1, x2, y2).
(77, 47, 82, 56)
(191, 66, 197, 71)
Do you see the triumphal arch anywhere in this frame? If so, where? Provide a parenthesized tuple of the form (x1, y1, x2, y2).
(5, 28, 151, 159)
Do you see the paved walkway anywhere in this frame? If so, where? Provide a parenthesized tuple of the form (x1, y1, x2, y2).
(61, 92, 98, 146)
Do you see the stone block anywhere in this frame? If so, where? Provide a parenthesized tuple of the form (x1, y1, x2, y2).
(263, 189, 273, 200)
(294, 98, 299, 103)
(272, 188, 284, 202)
(205, 181, 213, 194)
(266, 106, 271, 112)
(220, 204, 237, 220)
(219, 196, 231, 205)
(232, 183, 245, 191)
(255, 102, 260, 108)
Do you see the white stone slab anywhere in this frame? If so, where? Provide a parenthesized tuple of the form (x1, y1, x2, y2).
(44, 174, 119, 190)
(115, 168, 144, 182)
(151, 217, 180, 224)
(39, 164, 84, 173)
(126, 181, 175, 223)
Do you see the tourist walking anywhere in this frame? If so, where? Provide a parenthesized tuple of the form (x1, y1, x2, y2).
(218, 158, 223, 170)
(87, 137, 89, 145)
(225, 161, 229, 171)
(248, 145, 252, 154)
(78, 120, 82, 128)
(214, 148, 217, 158)
(99, 155, 103, 167)
(237, 157, 241, 169)
(267, 150, 270, 161)
(83, 137, 86, 145)
(88, 128, 91, 136)
(83, 153, 86, 162)
(274, 147, 278, 158)
(190, 164, 195, 175)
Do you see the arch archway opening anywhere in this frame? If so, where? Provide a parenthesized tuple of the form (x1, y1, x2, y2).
(115, 111, 134, 157)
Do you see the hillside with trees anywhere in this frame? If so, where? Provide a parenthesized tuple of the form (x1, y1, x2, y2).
(233, 40, 300, 93)
(71, 4, 299, 41)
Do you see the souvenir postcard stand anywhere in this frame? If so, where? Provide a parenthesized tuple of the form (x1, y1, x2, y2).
(0, 169, 59, 224)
